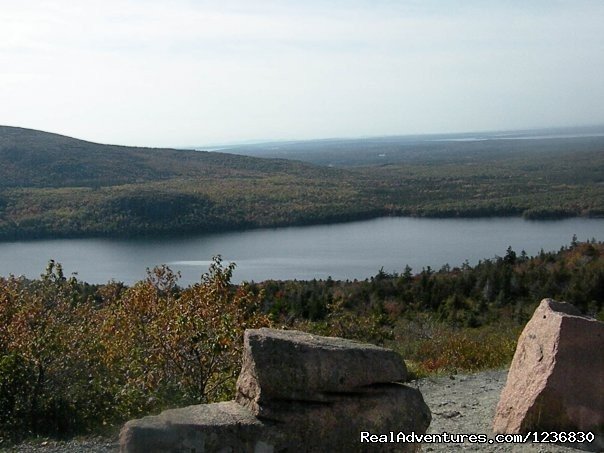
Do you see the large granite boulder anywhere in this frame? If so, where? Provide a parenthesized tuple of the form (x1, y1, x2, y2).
(493, 299, 604, 448)
(234, 328, 430, 451)
(235, 328, 408, 415)
(121, 328, 431, 452)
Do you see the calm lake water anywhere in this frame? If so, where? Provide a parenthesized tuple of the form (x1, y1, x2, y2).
(0, 217, 602, 286)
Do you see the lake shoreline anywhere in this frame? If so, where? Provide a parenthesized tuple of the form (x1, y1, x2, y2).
(1, 211, 601, 243)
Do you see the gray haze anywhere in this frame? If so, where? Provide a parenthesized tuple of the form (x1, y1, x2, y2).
(1, 0, 603, 147)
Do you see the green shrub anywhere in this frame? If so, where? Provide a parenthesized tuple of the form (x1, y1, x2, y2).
(405, 323, 520, 376)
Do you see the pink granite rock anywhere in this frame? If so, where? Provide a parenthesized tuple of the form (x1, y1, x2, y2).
(493, 299, 604, 440)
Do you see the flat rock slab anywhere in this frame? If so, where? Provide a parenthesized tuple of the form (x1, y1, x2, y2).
(120, 401, 278, 453)
(493, 299, 604, 450)
(236, 328, 407, 411)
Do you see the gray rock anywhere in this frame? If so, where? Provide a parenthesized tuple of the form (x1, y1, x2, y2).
(236, 328, 407, 414)
(120, 385, 430, 452)
(120, 328, 430, 453)
(252, 383, 431, 450)
(120, 401, 270, 453)
(119, 401, 279, 453)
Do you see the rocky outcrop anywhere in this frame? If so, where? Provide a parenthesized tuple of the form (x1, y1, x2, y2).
(493, 299, 604, 449)
(120, 328, 431, 453)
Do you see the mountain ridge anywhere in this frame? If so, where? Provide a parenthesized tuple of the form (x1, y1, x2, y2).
(0, 125, 332, 189)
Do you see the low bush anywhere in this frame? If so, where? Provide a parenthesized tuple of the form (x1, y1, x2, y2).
(0, 258, 270, 441)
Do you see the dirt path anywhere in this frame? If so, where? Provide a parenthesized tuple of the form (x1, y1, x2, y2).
(412, 369, 595, 452)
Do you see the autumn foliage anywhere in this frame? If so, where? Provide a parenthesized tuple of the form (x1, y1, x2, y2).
(0, 257, 270, 440)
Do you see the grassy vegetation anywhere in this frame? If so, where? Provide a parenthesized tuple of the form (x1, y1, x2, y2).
(1, 126, 603, 240)
(2, 241, 601, 441)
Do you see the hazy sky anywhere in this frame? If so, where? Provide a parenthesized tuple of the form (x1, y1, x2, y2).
(1, 0, 603, 147)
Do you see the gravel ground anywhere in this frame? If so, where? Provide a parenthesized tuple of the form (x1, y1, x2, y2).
(3, 369, 599, 452)
(411, 369, 599, 452)
(0, 436, 119, 453)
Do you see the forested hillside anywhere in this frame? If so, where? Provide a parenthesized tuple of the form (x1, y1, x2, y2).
(0, 126, 337, 187)
(1, 126, 603, 240)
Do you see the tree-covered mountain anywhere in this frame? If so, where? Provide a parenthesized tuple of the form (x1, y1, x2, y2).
(0, 126, 603, 240)
(0, 126, 335, 188)
(0, 126, 376, 239)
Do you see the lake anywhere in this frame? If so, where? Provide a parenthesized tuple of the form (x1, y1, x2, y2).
(0, 217, 602, 285)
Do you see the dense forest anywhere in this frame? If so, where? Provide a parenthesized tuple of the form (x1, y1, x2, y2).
(1, 241, 602, 441)
(1, 126, 603, 240)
